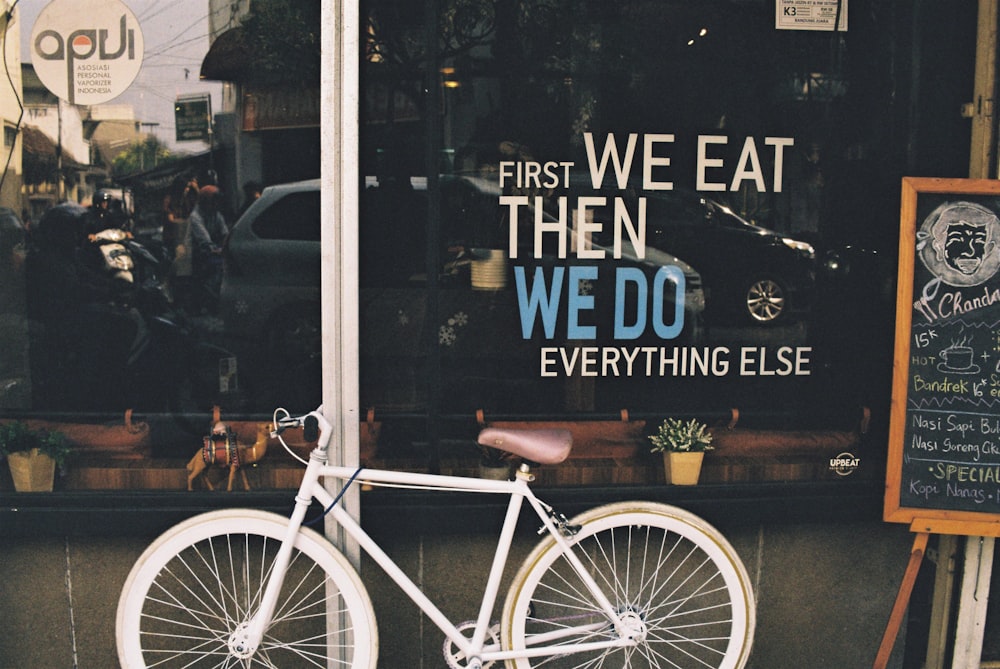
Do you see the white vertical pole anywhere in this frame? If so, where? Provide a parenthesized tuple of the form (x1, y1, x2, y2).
(322, 1, 361, 667)
(950, 537, 994, 669)
(320, 0, 361, 559)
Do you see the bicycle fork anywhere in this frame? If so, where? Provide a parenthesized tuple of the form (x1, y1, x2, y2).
(226, 450, 326, 659)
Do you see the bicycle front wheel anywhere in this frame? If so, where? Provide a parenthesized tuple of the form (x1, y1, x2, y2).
(502, 501, 754, 669)
(116, 509, 378, 668)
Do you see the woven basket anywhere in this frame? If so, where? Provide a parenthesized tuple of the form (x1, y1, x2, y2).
(7, 449, 56, 492)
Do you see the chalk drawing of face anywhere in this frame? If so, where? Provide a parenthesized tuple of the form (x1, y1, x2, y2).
(918, 201, 1000, 286)
(945, 222, 990, 274)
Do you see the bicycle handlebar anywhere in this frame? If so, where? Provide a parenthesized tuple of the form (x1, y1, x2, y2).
(271, 407, 331, 447)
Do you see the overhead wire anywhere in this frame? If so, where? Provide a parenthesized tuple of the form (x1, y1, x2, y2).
(136, 1, 175, 25)
(0, 0, 24, 199)
(144, 15, 211, 57)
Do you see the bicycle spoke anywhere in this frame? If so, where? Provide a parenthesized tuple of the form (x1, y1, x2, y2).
(504, 503, 753, 669)
(118, 510, 375, 669)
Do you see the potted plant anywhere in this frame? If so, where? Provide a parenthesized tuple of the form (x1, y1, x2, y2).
(648, 418, 713, 485)
(0, 421, 71, 492)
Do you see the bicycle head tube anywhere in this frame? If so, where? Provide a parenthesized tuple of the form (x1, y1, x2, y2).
(308, 409, 333, 454)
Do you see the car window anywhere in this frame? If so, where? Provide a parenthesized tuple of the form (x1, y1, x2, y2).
(647, 194, 707, 230)
(708, 202, 754, 230)
(251, 190, 321, 241)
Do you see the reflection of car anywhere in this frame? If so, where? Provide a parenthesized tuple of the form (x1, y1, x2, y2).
(219, 179, 322, 408)
(638, 190, 816, 324)
(220, 176, 707, 410)
(220, 176, 705, 405)
(441, 175, 707, 344)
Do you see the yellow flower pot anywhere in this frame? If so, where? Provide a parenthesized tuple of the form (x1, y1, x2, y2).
(470, 249, 508, 290)
(663, 451, 704, 486)
(7, 448, 56, 492)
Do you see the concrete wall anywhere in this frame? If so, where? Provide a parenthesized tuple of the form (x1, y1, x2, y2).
(0, 515, 914, 668)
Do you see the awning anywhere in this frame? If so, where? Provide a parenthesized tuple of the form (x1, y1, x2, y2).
(200, 27, 251, 82)
(115, 151, 215, 192)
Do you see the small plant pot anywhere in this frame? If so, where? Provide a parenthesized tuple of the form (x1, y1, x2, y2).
(7, 448, 56, 492)
(478, 461, 511, 480)
(470, 249, 508, 290)
(662, 451, 704, 486)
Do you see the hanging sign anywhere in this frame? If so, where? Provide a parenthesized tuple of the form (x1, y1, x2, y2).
(175, 94, 212, 142)
(775, 0, 848, 31)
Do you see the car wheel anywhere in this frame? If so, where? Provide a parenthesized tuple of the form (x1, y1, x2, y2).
(744, 277, 787, 324)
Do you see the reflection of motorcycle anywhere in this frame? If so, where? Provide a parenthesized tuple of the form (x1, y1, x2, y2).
(26, 202, 241, 430)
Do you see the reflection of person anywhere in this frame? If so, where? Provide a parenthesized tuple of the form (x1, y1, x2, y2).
(238, 180, 262, 219)
(0, 209, 26, 316)
(919, 201, 1000, 287)
(25, 203, 145, 409)
(162, 175, 199, 306)
(89, 189, 131, 231)
(189, 185, 229, 311)
(0, 209, 29, 407)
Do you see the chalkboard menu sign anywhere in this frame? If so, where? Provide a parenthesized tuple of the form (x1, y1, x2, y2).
(886, 178, 1000, 532)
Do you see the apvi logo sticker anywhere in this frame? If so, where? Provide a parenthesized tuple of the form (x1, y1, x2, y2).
(31, 0, 144, 105)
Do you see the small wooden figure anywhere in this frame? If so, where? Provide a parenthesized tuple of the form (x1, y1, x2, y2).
(186, 421, 270, 491)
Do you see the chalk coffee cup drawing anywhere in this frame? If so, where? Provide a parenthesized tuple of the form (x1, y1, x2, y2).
(939, 345, 977, 373)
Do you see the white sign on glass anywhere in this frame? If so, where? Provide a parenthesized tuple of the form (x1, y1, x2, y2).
(775, 0, 848, 32)
(30, 0, 144, 105)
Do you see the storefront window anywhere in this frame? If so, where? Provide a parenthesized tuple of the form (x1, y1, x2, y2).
(0, 0, 980, 493)
(1, 0, 322, 493)
(355, 0, 976, 481)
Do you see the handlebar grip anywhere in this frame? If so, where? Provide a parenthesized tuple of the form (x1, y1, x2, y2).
(303, 415, 320, 442)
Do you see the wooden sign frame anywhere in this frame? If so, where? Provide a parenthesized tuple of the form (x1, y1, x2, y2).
(885, 177, 1000, 537)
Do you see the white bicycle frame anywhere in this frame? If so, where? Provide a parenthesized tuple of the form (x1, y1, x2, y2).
(242, 410, 640, 665)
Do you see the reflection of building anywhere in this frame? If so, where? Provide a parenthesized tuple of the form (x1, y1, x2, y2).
(21, 65, 144, 219)
(21, 65, 91, 217)
(200, 0, 321, 209)
(0, 7, 22, 213)
(86, 106, 145, 170)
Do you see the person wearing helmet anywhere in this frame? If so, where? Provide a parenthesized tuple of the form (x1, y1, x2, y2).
(90, 189, 132, 232)
(25, 203, 144, 409)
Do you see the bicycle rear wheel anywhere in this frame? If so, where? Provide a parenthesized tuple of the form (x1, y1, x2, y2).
(116, 509, 377, 668)
(501, 501, 754, 669)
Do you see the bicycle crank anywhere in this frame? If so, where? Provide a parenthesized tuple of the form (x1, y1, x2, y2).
(443, 620, 500, 669)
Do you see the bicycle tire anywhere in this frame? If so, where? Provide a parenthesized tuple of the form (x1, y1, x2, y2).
(116, 509, 378, 668)
(501, 501, 754, 669)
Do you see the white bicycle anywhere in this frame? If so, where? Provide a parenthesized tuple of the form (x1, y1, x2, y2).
(116, 407, 755, 668)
